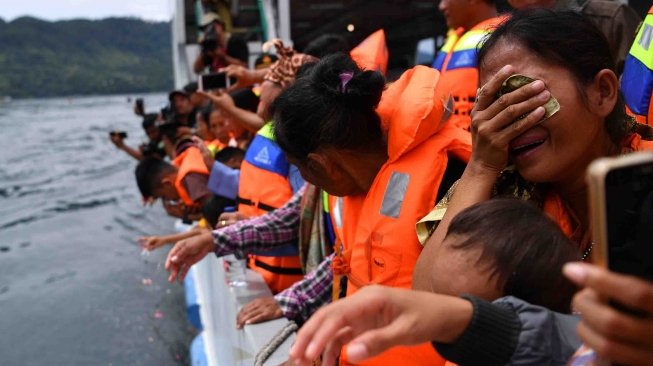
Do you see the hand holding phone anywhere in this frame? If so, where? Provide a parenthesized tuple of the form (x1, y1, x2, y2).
(109, 131, 128, 148)
(199, 72, 231, 91)
(587, 151, 653, 281)
(109, 131, 128, 139)
(563, 262, 653, 366)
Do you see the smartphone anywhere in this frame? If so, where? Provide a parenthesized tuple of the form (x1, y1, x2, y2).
(135, 98, 144, 115)
(587, 152, 653, 281)
(199, 72, 230, 91)
(109, 131, 128, 139)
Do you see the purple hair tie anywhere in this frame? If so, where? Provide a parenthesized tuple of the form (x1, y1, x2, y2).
(339, 71, 354, 92)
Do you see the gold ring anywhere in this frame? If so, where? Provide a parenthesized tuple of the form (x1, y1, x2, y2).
(220, 220, 227, 226)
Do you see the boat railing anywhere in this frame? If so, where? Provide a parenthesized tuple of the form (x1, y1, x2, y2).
(171, 1, 296, 363)
(176, 221, 294, 366)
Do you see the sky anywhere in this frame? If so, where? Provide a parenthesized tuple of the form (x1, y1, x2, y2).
(0, 0, 173, 22)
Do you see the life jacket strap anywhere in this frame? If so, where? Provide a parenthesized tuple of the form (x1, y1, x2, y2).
(236, 196, 279, 212)
(253, 259, 304, 275)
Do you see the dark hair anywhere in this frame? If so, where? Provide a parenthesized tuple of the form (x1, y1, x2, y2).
(157, 119, 180, 142)
(175, 137, 195, 156)
(141, 113, 159, 130)
(303, 34, 350, 59)
(201, 195, 235, 228)
(198, 105, 212, 125)
(134, 158, 176, 198)
(478, 9, 634, 145)
(272, 53, 386, 160)
(231, 88, 260, 113)
(215, 147, 245, 164)
(446, 199, 579, 313)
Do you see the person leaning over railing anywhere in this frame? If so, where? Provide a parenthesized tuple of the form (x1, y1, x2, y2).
(264, 52, 473, 366)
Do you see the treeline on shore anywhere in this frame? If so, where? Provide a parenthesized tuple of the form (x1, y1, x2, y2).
(0, 16, 173, 98)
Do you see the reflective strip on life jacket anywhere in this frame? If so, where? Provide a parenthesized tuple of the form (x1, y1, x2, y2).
(344, 123, 471, 293)
(442, 29, 488, 71)
(622, 8, 653, 124)
(432, 28, 488, 71)
(432, 30, 457, 71)
(322, 191, 337, 246)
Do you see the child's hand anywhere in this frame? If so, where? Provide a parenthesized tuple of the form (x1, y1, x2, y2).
(138, 236, 166, 251)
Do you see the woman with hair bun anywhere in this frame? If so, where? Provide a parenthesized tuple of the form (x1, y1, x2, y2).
(271, 53, 472, 366)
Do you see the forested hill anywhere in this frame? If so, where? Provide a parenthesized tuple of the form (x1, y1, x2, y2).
(0, 17, 173, 98)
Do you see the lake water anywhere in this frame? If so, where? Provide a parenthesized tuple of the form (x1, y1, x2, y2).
(0, 94, 195, 365)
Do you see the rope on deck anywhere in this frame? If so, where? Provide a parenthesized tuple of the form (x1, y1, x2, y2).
(253, 320, 298, 366)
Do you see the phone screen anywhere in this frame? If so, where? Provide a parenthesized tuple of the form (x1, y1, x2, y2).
(199, 72, 229, 91)
(604, 159, 653, 281)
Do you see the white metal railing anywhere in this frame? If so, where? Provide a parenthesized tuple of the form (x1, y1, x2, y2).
(171, 1, 296, 362)
(174, 220, 294, 366)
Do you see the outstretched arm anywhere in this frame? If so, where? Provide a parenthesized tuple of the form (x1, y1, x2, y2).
(165, 189, 304, 282)
(291, 286, 581, 366)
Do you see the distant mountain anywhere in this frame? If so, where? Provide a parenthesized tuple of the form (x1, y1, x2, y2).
(0, 17, 173, 98)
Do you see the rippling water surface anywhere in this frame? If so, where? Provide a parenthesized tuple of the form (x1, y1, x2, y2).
(0, 94, 194, 365)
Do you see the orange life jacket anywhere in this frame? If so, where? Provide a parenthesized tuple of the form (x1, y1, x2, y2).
(172, 146, 210, 207)
(350, 29, 389, 76)
(622, 6, 653, 125)
(338, 66, 472, 366)
(237, 122, 303, 293)
(543, 132, 653, 246)
(432, 16, 507, 130)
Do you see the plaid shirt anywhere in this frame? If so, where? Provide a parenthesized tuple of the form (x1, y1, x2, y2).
(211, 186, 332, 323)
(274, 253, 334, 323)
(212, 188, 303, 257)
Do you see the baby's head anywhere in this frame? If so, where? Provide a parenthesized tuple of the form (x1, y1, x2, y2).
(429, 199, 579, 312)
